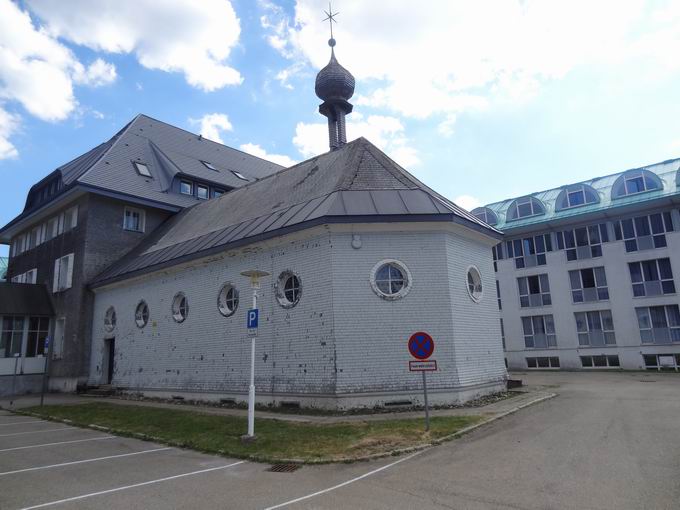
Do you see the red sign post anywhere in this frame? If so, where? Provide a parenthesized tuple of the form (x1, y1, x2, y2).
(407, 332, 437, 431)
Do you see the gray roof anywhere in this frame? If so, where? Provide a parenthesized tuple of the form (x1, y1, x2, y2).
(2, 114, 284, 235)
(0, 283, 54, 316)
(93, 137, 500, 287)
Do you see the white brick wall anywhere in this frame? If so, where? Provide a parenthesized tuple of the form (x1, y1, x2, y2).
(90, 223, 507, 408)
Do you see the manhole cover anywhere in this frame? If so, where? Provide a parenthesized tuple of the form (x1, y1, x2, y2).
(268, 463, 301, 473)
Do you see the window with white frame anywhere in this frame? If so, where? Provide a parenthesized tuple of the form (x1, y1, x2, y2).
(134, 161, 152, 177)
(64, 206, 78, 231)
(45, 217, 58, 241)
(172, 292, 188, 323)
(526, 356, 560, 369)
(506, 196, 545, 221)
(1, 316, 24, 358)
(123, 207, 145, 232)
(24, 268, 37, 284)
(556, 223, 609, 261)
(628, 258, 675, 297)
(180, 181, 193, 195)
(104, 307, 116, 332)
(575, 310, 616, 346)
(517, 274, 551, 307)
(196, 185, 209, 200)
(212, 188, 225, 198)
(506, 233, 552, 269)
(466, 266, 483, 302)
(569, 267, 609, 303)
(613, 212, 674, 252)
(612, 170, 662, 199)
(26, 317, 50, 357)
(471, 207, 499, 226)
(370, 260, 412, 300)
(276, 271, 302, 308)
(52, 253, 74, 292)
(643, 353, 680, 371)
(636, 305, 680, 344)
(217, 283, 239, 317)
(580, 355, 620, 368)
(522, 314, 556, 348)
(491, 242, 504, 272)
(135, 301, 149, 328)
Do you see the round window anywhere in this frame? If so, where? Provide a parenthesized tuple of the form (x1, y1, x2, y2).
(135, 300, 149, 328)
(218, 283, 239, 317)
(171, 292, 188, 323)
(276, 271, 301, 308)
(104, 306, 116, 332)
(467, 266, 483, 302)
(370, 260, 412, 300)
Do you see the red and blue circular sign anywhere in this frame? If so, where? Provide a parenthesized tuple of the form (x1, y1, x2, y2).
(408, 332, 434, 360)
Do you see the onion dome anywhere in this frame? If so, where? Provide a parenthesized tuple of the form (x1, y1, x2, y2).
(315, 39, 355, 102)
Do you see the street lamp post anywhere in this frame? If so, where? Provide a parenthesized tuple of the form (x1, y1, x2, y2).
(240, 269, 270, 442)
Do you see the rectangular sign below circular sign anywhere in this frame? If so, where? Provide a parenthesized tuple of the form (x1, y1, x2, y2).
(409, 360, 437, 372)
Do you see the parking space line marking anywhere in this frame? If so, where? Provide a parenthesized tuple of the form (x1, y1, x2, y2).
(19, 461, 246, 510)
(0, 447, 172, 476)
(0, 436, 114, 452)
(263, 450, 425, 510)
(0, 427, 73, 437)
(0, 420, 45, 427)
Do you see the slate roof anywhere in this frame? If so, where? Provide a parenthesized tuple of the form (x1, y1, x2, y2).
(93, 137, 500, 287)
(2, 114, 284, 236)
(479, 157, 680, 231)
(0, 283, 54, 316)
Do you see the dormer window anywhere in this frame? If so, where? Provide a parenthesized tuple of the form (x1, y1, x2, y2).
(231, 170, 249, 181)
(471, 207, 498, 226)
(612, 170, 663, 199)
(180, 181, 193, 195)
(196, 185, 209, 200)
(555, 184, 599, 211)
(212, 189, 225, 198)
(507, 197, 545, 221)
(201, 161, 218, 171)
(134, 161, 152, 178)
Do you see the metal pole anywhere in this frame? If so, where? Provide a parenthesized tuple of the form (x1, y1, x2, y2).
(422, 371, 430, 432)
(10, 354, 20, 407)
(247, 289, 257, 438)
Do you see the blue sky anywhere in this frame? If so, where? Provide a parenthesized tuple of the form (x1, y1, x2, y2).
(2, 0, 680, 257)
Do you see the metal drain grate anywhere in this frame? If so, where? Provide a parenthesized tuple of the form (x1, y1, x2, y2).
(268, 463, 301, 473)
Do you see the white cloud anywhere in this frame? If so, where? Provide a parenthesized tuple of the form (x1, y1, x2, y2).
(453, 195, 481, 212)
(190, 113, 233, 144)
(27, 0, 243, 92)
(0, 106, 20, 160)
(292, 114, 420, 168)
(239, 143, 297, 167)
(262, 0, 676, 129)
(73, 58, 117, 87)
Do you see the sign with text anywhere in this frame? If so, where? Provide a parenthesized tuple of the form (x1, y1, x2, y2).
(409, 360, 438, 372)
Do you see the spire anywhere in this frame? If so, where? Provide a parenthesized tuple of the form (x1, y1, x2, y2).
(315, 3, 355, 151)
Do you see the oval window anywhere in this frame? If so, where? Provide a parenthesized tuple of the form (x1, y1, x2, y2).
(276, 271, 301, 308)
(370, 260, 412, 300)
(467, 266, 483, 302)
(135, 300, 149, 328)
(171, 292, 188, 323)
(104, 306, 116, 332)
(218, 283, 239, 317)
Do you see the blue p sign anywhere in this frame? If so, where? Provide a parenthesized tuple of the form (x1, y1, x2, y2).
(247, 309, 259, 329)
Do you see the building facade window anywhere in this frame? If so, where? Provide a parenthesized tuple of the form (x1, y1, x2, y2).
(643, 354, 680, 371)
(180, 181, 193, 195)
(212, 189, 225, 198)
(580, 355, 620, 368)
(496, 280, 502, 310)
(500, 318, 505, 350)
(628, 258, 675, 297)
(611, 169, 663, 198)
(506, 196, 545, 221)
(554, 184, 599, 210)
(556, 223, 609, 261)
(52, 253, 74, 292)
(569, 267, 609, 303)
(123, 207, 146, 232)
(196, 185, 209, 200)
(471, 207, 499, 226)
(506, 233, 552, 269)
(636, 305, 680, 344)
(1, 316, 24, 358)
(613, 212, 674, 252)
(491, 243, 504, 272)
(517, 274, 551, 307)
(217, 283, 239, 317)
(172, 293, 189, 323)
(522, 314, 556, 348)
(466, 266, 483, 302)
(104, 307, 116, 332)
(135, 301, 149, 328)
(526, 356, 560, 369)
(575, 310, 615, 346)
(370, 260, 412, 300)
(26, 317, 50, 357)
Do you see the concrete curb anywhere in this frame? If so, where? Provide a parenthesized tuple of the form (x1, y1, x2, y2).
(8, 392, 557, 465)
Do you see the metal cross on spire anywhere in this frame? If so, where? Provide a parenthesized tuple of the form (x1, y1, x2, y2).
(322, 2, 339, 46)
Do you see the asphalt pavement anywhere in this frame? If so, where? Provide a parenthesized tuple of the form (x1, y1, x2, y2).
(1, 370, 678, 509)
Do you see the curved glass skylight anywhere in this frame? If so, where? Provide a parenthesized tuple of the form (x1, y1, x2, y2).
(554, 184, 600, 211)
(506, 196, 545, 221)
(471, 207, 499, 226)
(611, 170, 663, 199)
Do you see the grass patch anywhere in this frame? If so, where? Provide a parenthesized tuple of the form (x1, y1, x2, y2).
(25, 403, 481, 463)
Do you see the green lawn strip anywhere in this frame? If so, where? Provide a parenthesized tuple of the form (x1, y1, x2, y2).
(24, 403, 481, 463)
